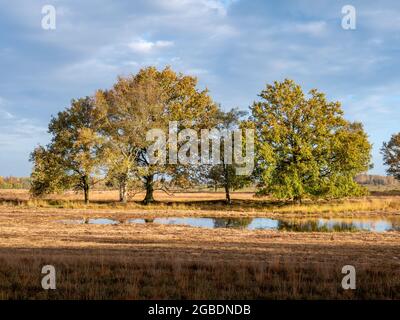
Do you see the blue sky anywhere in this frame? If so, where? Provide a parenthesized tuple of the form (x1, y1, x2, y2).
(0, 0, 399, 176)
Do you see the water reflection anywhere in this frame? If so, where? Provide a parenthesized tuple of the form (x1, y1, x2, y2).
(87, 218, 119, 225)
(128, 217, 400, 232)
(59, 216, 400, 232)
(388, 219, 400, 231)
(277, 220, 358, 232)
(214, 218, 253, 229)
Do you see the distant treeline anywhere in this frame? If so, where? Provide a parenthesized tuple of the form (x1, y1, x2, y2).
(1, 174, 398, 190)
(355, 174, 400, 186)
(0, 176, 31, 189)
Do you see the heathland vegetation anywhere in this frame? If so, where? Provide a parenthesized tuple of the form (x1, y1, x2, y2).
(0, 198, 399, 299)
(28, 66, 400, 205)
(1, 67, 400, 300)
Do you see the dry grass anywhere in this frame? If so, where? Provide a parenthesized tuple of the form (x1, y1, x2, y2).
(0, 205, 399, 299)
(1, 189, 400, 218)
(0, 189, 399, 299)
(1, 249, 398, 299)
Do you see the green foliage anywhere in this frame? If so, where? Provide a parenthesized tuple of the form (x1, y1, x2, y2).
(205, 164, 250, 190)
(29, 70, 375, 204)
(30, 146, 68, 196)
(30, 97, 103, 202)
(200, 108, 252, 202)
(95, 66, 219, 203)
(250, 79, 372, 201)
(381, 133, 400, 181)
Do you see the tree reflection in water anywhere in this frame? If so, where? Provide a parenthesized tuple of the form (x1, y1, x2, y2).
(389, 220, 400, 231)
(213, 218, 253, 229)
(278, 220, 358, 232)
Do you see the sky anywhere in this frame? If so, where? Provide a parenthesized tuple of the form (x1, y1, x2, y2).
(0, 0, 399, 176)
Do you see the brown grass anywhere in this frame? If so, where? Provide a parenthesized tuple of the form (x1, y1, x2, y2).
(0, 203, 399, 299)
(1, 189, 400, 218)
(1, 249, 399, 299)
(0, 190, 399, 299)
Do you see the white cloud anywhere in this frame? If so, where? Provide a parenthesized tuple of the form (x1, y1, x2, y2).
(0, 116, 47, 149)
(290, 21, 328, 37)
(0, 97, 14, 120)
(1, 0, 399, 176)
(362, 9, 400, 31)
(0, 98, 47, 151)
(0, 110, 14, 120)
(343, 85, 400, 120)
(347, 94, 390, 116)
(128, 38, 174, 53)
(186, 68, 209, 76)
(200, 0, 236, 16)
(156, 0, 236, 16)
(54, 58, 120, 85)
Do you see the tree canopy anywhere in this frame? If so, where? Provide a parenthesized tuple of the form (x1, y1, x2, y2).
(94, 66, 219, 203)
(30, 70, 374, 204)
(31, 97, 103, 203)
(249, 79, 372, 202)
(198, 108, 252, 203)
(381, 133, 400, 181)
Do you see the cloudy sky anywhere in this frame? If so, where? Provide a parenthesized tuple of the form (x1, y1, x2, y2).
(0, 0, 399, 176)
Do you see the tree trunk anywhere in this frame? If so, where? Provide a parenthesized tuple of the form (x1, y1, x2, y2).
(294, 195, 302, 204)
(223, 164, 231, 204)
(224, 183, 231, 204)
(119, 178, 128, 203)
(83, 176, 90, 204)
(143, 175, 155, 204)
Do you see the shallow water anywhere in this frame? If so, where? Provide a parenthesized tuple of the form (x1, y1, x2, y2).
(127, 217, 400, 232)
(59, 216, 400, 232)
(58, 218, 119, 225)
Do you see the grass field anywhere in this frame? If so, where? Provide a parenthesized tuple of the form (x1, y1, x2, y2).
(0, 189, 399, 299)
(1, 189, 400, 217)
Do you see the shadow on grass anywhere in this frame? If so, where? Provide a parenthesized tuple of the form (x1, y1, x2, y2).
(0, 247, 398, 299)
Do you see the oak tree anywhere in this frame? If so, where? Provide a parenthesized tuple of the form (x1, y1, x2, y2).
(250, 79, 372, 202)
(200, 108, 252, 204)
(95, 66, 219, 204)
(381, 133, 400, 181)
(30, 97, 103, 203)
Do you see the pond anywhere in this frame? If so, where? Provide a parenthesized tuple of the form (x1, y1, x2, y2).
(59, 216, 400, 232)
